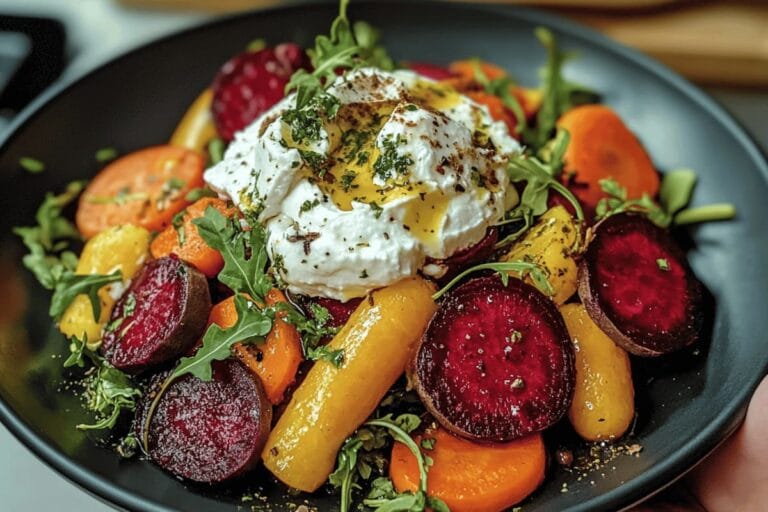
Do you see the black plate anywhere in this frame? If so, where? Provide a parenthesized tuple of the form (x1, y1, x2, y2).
(0, 1, 766, 511)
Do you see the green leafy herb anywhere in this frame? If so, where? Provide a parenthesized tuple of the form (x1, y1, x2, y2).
(433, 260, 554, 301)
(523, 28, 598, 150)
(64, 336, 142, 431)
(14, 181, 85, 289)
(172, 209, 187, 245)
(656, 258, 670, 271)
(208, 137, 226, 165)
(595, 169, 736, 227)
(285, 0, 394, 111)
(193, 206, 273, 303)
(306, 345, 345, 368)
(141, 294, 273, 450)
(95, 147, 118, 163)
(49, 270, 122, 321)
(185, 186, 218, 202)
(280, 302, 339, 357)
(469, 59, 527, 135)
(19, 156, 46, 174)
(117, 433, 139, 458)
(331, 414, 431, 512)
(246, 38, 266, 52)
(496, 131, 583, 248)
(369, 201, 384, 219)
(420, 438, 436, 451)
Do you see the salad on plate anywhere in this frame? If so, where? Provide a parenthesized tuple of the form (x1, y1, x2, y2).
(14, 1, 736, 510)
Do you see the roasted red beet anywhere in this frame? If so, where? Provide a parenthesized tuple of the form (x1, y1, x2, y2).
(307, 296, 362, 329)
(136, 359, 271, 483)
(408, 62, 456, 81)
(211, 43, 310, 141)
(100, 256, 211, 373)
(413, 276, 575, 442)
(579, 213, 704, 356)
(425, 227, 499, 281)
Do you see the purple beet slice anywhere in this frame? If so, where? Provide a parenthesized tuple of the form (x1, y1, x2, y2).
(578, 213, 704, 357)
(101, 255, 211, 373)
(136, 359, 272, 483)
(413, 276, 575, 442)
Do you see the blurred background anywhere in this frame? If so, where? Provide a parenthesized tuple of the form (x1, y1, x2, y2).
(0, 0, 765, 509)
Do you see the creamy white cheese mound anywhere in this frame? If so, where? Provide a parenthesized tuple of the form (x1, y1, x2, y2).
(205, 68, 520, 301)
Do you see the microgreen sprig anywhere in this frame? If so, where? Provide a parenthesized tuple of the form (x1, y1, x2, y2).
(432, 260, 554, 301)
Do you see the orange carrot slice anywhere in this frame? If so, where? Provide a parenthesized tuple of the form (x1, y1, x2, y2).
(208, 290, 303, 405)
(150, 197, 236, 278)
(557, 104, 660, 209)
(390, 427, 546, 512)
(76, 145, 204, 238)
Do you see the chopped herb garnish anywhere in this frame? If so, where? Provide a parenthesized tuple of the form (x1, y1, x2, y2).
(299, 149, 331, 176)
(359, 269, 369, 279)
(86, 188, 149, 205)
(656, 258, 670, 271)
(19, 157, 45, 174)
(95, 147, 118, 163)
(306, 345, 345, 368)
(172, 209, 187, 245)
(368, 201, 384, 219)
(300, 198, 321, 214)
(185, 186, 218, 202)
(341, 169, 358, 192)
(420, 438, 436, 450)
(373, 136, 413, 181)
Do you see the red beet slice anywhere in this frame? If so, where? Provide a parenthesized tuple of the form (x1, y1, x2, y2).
(136, 359, 271, 483)
(579, 213, 704, 357)
(101, 256, 211, 373)
(413, 276, 575, 442)
(212, 43, 310, 141)
(408, 62, 456, 81)
(424, 227, 499, 281)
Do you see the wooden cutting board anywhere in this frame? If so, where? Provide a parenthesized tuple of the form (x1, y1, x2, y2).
(120, 0, 768, 86)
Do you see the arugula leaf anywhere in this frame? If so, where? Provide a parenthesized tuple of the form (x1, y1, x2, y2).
(193, 206, 273, 303)
(64, 336, 142, 431)
(469, 59, 527, 135)
(208, 137, 225, 165)
(49, 270, 122, 321)
(432, 260, 554, 301)
(496, 133, 583, 249)
(523, 28, 598, 150)
(173, 294, 272, 382)
(185, 186, 218, 202)
(595, 170, 735, 227)
(285, 0, 394, 111)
